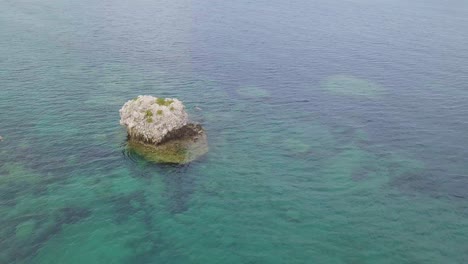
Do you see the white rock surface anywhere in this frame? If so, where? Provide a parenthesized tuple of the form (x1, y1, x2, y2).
(119, 95, 188, 144)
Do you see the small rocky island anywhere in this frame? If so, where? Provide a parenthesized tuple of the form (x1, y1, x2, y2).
(120, 95, 208, 164)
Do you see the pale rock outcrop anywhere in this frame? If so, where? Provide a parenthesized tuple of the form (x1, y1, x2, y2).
(120, 95, 208, 164)
(119, 95, 188, 145)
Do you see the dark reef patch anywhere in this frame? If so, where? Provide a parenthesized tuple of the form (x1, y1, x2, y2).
(161, 165, 198, 214)
(58, 207, 93, 225)
(390, 170, 468, 199)
(110, 191, 147, 224)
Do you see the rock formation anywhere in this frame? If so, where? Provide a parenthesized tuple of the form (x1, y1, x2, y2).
(119, 96, 207, 164)
(120, 95, 189, 145)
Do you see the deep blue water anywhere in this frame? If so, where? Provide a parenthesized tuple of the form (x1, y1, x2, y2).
(1, 0, 468, 263)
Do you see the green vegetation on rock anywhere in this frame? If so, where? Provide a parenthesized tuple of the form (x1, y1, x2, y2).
(156, 98, 174, 106)
(145, 110, 154, 123)
(145, 110, 153, 118)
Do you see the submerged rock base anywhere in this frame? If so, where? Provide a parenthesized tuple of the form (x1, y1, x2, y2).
(127, 124, 208, 164)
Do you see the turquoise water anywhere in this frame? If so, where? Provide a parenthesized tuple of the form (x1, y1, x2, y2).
(1, 0, 468, 263)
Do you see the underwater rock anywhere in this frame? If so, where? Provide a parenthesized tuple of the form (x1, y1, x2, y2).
(236, 86, 270, 99)
(285, 209, 302, 223)
(282, 138, 311, 154)
(15, 220, 37, 241)
(321, 75, 383, 98)
(0, 136, 3, 141)
(120, 96, 208, 164)
(58, 207, 92, 225)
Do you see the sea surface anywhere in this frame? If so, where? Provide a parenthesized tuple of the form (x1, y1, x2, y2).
(1, 0, 468, 263)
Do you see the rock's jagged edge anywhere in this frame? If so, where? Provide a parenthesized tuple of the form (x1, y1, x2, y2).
(127, 124, 204, 145)
(159, 123, 205, 144)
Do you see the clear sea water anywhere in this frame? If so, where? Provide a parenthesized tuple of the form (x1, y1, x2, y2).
(1, 0, 468, 263)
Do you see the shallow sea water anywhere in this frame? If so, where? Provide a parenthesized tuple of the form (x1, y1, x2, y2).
(1, 0, 468, 263)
